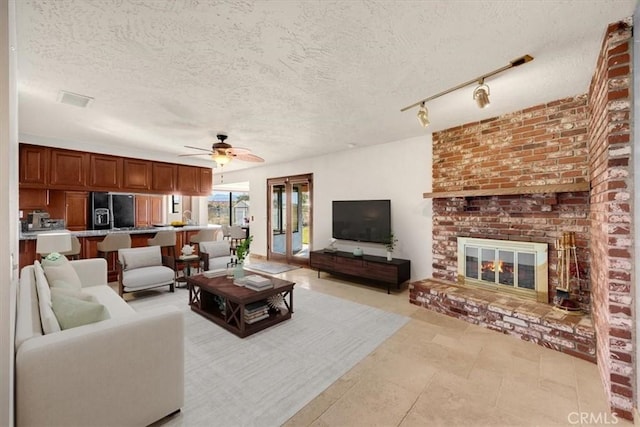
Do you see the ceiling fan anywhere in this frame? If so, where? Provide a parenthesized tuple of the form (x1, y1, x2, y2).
(180, 134, 264, 166)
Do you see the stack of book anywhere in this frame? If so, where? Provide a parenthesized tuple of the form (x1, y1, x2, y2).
(244, 301, 269, 324)
(244, 275, 273, 291)
(203, 268, 226, 278)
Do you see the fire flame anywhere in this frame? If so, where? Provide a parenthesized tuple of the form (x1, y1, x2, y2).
(482, 261, 504, 273)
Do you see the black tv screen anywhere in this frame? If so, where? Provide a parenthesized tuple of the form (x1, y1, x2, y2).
(332, 200, 391, 244)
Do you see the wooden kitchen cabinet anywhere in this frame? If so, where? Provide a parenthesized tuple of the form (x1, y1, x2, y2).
(19, 143, 208, 196)
(19, 188, 49, 211)
(18, 189, 66, 219)
(49, 149, 88, 188)
(123, 159, 152, 191)
(177, 165, 199, 194)
(136, 195, 164, 226)
(135, 195, 151, 227)
(89, 154, 122, 190)
(152, 163, 177, 192)
(65, 191, 88, 231)
(19, 144, 49, 186)
(19, 240, 37, 272)
(200, 167, 213, 195)
(151, 195, 163, 224)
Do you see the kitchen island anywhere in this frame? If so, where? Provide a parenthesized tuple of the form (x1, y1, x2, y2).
(19, 225, 221, 279)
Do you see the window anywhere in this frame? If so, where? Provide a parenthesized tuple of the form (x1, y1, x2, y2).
(208, 191, 249, 225)
(271, 185, 301, 234)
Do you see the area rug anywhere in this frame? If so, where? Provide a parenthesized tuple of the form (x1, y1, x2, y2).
(129, 287, 408, 427)
(245, 261, 302, 275)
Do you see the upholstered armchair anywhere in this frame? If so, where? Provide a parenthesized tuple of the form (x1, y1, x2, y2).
(199, 240, 233, 271)
(117, 246, 176, 297)
(189, 228, 218, 254)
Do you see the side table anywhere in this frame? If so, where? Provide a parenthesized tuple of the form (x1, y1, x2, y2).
(175, 254, 201, 288)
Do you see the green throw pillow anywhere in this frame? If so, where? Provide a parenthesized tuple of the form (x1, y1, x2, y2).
(50, 287, 97, 302)
(42, 255, 82, 291)
(51, 291, 110, 330)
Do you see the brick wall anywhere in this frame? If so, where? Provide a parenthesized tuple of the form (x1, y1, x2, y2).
(433, 95, 588, 193)
(587, 18, 634, 420)
(432, 96, 591, 307)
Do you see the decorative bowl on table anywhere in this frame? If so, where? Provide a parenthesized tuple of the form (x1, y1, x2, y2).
(170, 221, 186, 228)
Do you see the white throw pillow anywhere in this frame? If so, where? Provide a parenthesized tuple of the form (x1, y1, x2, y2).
(42, 255, 82, 291)
(120, 246, 162, 270)
(34, 261, 61, 334)
(200, 241, 230, 258)
(51, 291, 110, 330)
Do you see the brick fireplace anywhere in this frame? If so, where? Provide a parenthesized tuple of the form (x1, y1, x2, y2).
(410, 17, 634, 420)
(425, 93, 591, 306)
(409, 94, 595, 361)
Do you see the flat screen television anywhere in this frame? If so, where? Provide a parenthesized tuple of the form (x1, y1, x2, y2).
(332, 199, 391, 244)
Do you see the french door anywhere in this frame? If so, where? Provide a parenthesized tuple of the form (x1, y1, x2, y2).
(267, 174, 312, 265)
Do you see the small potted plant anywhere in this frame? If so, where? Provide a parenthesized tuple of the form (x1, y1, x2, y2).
(384, 233, 398, 261)
(234, 235, 253, 278)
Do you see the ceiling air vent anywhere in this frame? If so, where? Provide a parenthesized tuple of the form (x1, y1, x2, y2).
(57, 90, 94, 108)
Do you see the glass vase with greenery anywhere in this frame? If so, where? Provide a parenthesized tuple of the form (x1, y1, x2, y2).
(233, 235, 253, 280)
(235, 235, 253, 265)
(384, 233, 398, 260)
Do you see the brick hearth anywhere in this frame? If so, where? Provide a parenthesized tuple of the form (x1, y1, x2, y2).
(410, 279, 595, 363)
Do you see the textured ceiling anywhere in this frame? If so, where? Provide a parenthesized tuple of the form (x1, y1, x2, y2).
(16, 0, 637, 172)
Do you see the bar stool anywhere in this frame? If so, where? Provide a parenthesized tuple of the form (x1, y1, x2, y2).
(229, 225, 246, 249)
(221, 225, 231, 240)
(60, 235, 82, 260)
(189, 229, 217, 254)
(97, 233, 132, 274)
(147, 230, 177, 258)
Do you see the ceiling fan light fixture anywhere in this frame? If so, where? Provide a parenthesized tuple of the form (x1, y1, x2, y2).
(212, 151, 231, 165)
(473, 80, 490, 109)
(417, 102, 430, 128)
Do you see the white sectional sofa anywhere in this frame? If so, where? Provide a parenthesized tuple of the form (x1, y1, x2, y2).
(16, 258, 184, 427)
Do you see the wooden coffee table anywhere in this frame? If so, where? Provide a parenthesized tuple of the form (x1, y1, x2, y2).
(186, 272, 294, 338)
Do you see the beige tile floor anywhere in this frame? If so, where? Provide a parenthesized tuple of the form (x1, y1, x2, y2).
(270, 266, 630, 427)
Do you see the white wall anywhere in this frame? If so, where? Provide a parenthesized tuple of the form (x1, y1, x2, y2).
(1, 0, 18, 424)
(217, 135, 434, 281)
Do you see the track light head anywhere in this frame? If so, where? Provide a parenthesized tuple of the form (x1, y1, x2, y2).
(473, 81, 490, 109)
(417, 102, 430, 128)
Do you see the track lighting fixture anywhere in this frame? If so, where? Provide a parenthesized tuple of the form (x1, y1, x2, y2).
(417, 102, 430, 128)
(473, 80, 490, 109)
(400, 54, 533, 125)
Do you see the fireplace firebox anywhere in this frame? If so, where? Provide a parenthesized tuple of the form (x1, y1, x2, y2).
(457, 237, 548, 302)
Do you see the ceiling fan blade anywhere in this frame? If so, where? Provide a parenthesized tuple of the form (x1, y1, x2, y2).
(233, 153, 265, 162)
(178, 153, 211, 157)
(226, 147, 252, 156)
(184, 145, 211, 153)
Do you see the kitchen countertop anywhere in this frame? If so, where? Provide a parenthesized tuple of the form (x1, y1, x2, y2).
(19, 224, 221, 241)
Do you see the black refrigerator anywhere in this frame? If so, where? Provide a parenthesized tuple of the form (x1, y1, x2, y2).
(111, 194, 135, 229)
(89, 192, 136, 229)
(88, 192, 111, 230)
